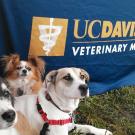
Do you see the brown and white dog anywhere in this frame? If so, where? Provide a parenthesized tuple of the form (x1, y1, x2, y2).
(1, 54, 45, 96)
(15, 67, 113, 135)
(0, 77, 38, 135)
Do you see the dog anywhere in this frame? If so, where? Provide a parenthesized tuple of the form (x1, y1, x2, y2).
(0, 77, 18, 135)
(15, 67, 113, 135)
(0, 77, 38, 135)
(1, 54, 45, 96)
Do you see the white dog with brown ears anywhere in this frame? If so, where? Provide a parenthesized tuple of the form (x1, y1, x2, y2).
(15, 67, 113, 135)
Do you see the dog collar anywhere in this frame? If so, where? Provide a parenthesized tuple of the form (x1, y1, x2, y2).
(36, 97, 72, 125)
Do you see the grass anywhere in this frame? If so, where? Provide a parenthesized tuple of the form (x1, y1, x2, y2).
(70, 86, 135, 135)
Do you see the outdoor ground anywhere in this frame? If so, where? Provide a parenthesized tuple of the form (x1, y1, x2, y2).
(70, 86, 135, 135)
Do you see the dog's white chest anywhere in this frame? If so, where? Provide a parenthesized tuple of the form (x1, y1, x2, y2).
(15, 94, 72, 135)
(9, 78, 30, 87)
(48, 125, 69, 135)
(9, 79, 35, 94)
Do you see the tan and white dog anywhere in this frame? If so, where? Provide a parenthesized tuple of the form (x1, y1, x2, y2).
(1, 54, 45, 96)
(15, 67, 113, 135)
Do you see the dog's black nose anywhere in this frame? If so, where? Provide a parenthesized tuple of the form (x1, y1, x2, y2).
(22, 69, 27, 74)
(2, 110, 16, 122)
(79, 84, 88, 96)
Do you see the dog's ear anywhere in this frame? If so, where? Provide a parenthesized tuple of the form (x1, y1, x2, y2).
(28, 55, 46, 77)
(45, 70, 58, 87)
(0, 54, 20, 72)
(80, 69, 90, 83)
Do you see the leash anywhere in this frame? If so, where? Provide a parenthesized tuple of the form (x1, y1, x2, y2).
(36, 97, 72, 125)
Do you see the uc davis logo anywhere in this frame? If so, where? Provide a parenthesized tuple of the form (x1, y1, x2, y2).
(29, 17, 68, 56)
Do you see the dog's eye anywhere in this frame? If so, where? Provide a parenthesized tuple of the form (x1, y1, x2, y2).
(3, 91, 10, 97)
(63, 74, 73, 81)
(16, 66, 22, 70)
(80, 74, 85, 80)
(26, 67, 31, 71)
(80, 74, 89, 84)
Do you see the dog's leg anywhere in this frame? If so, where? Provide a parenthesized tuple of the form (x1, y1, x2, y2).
(69, 124, 112, 135)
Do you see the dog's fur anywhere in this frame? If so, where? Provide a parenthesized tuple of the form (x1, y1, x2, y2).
(0, 77, 38, 135)
(15, 67, 113, 135)
(15, 111, 38, 135)
(0, 77, 18, 135)
(1, 54, 45, 96)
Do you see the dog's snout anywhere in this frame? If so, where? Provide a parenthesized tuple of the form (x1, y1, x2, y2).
(22, 69, 27, 74)
(79, 84, 88, 91)
(2, 110, 16, 122)
(79, 84, 88, 96)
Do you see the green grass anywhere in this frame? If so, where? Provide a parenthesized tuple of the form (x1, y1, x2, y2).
(70, 86, 135, 135)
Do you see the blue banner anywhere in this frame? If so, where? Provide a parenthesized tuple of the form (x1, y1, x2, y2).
(0, 0, 135, 95)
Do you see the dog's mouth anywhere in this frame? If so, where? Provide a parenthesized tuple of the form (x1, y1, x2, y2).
(0, 121, 16, 129)
(80, 91, 88, 97)
(20, 73, 28, 77)
(7, 122, 15, 128)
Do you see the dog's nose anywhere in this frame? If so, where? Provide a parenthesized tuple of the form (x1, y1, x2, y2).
(2, 110, 16, 122)
(22, 69, 27, 74)
(79, 84, 88, 96)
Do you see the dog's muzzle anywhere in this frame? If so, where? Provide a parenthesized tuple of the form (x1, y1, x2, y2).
(79, 84, 88, 96)
(21, 69, 28, 76)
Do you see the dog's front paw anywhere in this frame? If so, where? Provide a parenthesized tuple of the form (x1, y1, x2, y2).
(72, 124, 112, 135)
(105, 130, 113, 135)
(87, 128, 112, 135)
(97, 129, 112, 135)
